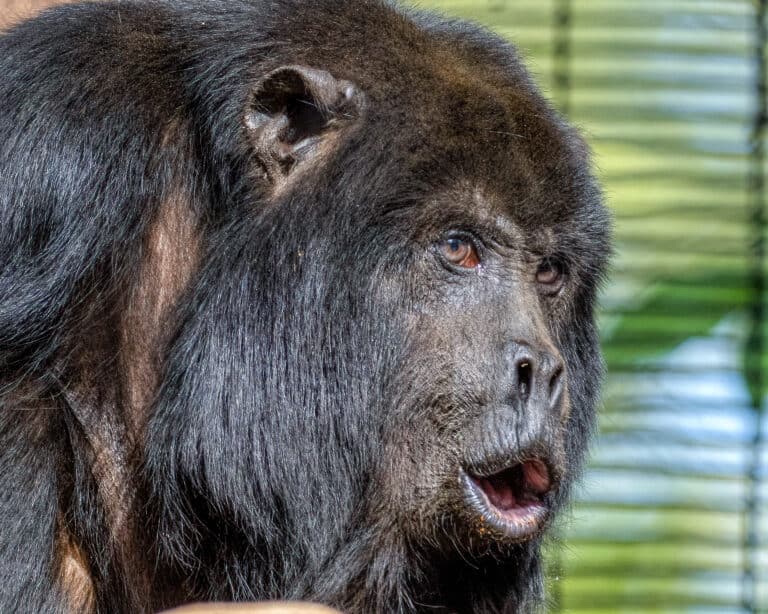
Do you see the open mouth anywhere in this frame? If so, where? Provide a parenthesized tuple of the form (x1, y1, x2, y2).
(461, 459, 553, 541)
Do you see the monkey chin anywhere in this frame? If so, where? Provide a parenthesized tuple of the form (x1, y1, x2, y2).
(460, 459, 555, 543)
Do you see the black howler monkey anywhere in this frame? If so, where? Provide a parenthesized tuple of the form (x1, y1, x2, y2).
(0, 1, 610, 612)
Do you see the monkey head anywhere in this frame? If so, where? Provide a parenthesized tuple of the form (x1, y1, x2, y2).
(144, 5, 610, 610)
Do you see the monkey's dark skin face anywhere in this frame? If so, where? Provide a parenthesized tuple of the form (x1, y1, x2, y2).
(0, 1, 610, 613)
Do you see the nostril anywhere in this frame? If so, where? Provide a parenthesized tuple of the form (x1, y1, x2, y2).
(517, 359, 533, 399)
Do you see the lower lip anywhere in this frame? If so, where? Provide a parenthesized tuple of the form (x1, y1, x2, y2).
(460, 472, 550, 542)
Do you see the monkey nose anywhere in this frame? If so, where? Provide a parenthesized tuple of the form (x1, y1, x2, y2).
(508, 343, 565, 412)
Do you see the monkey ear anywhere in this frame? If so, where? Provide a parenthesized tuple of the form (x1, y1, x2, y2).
(245, 65, 364, 186)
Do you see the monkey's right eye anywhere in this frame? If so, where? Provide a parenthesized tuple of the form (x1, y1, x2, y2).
(438, 236, 481, 269)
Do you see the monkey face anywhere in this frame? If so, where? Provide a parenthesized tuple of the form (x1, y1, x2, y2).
(395, 213, 570, 548)
(372, 199, 574, 555)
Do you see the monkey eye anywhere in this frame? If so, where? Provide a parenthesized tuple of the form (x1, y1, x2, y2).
(536, 258, 565, 293)
(438, 235, 481, 269)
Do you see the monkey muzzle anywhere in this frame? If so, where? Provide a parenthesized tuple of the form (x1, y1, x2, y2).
(455, 338, 567, 542)
(457, 393, 565, 543)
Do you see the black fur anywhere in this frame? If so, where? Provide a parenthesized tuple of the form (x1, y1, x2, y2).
(0, 1, 611, 612)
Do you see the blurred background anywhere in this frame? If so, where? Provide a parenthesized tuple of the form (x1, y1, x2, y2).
(2, 0, 767, 611)
(414, 0, 768, 612)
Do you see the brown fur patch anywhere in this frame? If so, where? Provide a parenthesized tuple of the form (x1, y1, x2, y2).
(56, 525, 95, 613)
(120, 188, 200, 435)
(51, 189, 200, 605)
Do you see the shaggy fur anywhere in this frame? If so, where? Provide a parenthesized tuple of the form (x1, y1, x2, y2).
(0, 1, 610, 612)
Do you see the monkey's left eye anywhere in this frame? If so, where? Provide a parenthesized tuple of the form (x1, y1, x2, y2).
(536, 258, 565, 293)
(438, 236, 481, 269)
